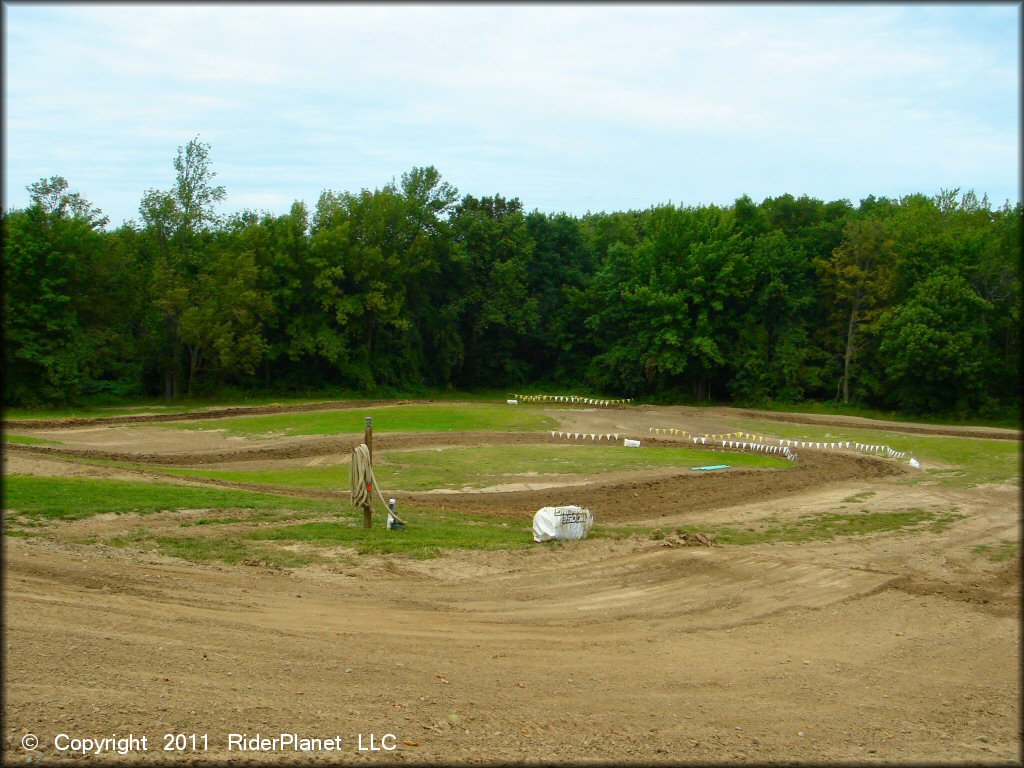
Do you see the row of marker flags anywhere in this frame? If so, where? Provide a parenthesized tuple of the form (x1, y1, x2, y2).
(552, 428, 795, 459)
(767, 438, 905, 459)
(650, 428, 767, 442)
(550, 427, 909, 462)
(509, 396, 908, 461)
(650, 428, 790, 455)
(691, 435, 794, 460)
(513, 394, 633, 406)
(551, 431, 621, 441)
(649, 427, 907, 460)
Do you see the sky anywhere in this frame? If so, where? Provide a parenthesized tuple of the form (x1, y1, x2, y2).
(2, 2, 1020, 228)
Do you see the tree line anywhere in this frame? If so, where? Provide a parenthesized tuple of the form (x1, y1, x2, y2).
(3, 138, 1020, 417)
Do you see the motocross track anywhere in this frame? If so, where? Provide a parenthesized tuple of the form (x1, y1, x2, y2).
(2, 402, 1020, 765)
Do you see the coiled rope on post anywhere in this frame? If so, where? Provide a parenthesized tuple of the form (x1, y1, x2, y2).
(350, 443, 392, 513)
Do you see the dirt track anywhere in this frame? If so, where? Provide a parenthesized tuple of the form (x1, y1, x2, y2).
(2, 402, 1020, 764)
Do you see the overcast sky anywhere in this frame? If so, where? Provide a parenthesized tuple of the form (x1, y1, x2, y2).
(3, 2, 1020, 228)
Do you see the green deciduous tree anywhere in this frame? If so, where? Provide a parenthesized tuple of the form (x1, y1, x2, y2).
(135, 137, 229, 398)
(816, 217, 895, 404)
(450, 195, 537, 386)
(524, 211, 594, 382)
(2, 179, 110, 403)
(179, 239, 269, 396)
(878, 270, 992, 414)
(3, 154, 1019, 419)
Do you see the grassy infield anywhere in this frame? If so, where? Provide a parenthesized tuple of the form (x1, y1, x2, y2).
(3, 401, 1019, 566)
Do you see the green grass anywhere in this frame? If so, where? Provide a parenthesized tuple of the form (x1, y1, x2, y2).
(1, 394, 353, 420)
(7, 391, 1014, 428)
(747, 400, 1020, 430)
(841, 491, 877, 504)
(164, 402, 557, 437)
(3, 529, 43, 538)
(102, 503, 962, 564)
(4, 406, 184, 421)
(154, 536, 318, 568)
(178, 510, 299, 527)
(1, 387, 570, 421)
(374, 444, 787, 490)
(2, 434, 60, 445)
(684, 507, 964, 546)
(972, 539, 1019, 563)
(152, 443, 790, 493)
(1, 475, 341, 522)
(730, 419, 1020, 488)
(110, 507, 642, 562)
(154, 465, 349, 492)
(248, 508, 535, 558)
(2, 475, 968, 564)
(101, 527, 320, 568)
(1, 391, 503, 422)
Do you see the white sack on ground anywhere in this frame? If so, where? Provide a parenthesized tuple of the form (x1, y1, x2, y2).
(533, 505, 594, 543)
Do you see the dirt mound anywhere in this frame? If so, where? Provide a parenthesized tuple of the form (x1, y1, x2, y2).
(885, 559, 1021, 617)
(402, 452, 907, 523)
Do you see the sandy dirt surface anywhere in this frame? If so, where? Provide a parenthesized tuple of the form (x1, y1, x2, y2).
(3, 402, 1020, 765)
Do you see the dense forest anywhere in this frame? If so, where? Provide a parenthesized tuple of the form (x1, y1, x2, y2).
(3, 138, 1020, 417)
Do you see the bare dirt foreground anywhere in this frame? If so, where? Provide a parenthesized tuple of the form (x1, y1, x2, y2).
(2, 402, 1021, 766)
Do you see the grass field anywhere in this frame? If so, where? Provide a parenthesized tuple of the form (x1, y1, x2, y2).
(1, 474, 607, 561)
(3, 471, 958, 565)
(2, 475, 340, 521)
(748, 400, 1020, 430)
(0, 388, 521, 420)
(3, 400, 1015, 566)
(163, 402, 557, 437)
(2, 434, 59, 445)
(151, 443, 789, 492)
(732, 419, 1020, 487)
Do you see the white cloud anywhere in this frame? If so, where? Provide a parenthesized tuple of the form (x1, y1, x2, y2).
(3, 3, 1018, 224)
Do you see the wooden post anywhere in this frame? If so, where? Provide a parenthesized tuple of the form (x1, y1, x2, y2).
(363, 416, 373, 529)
